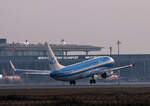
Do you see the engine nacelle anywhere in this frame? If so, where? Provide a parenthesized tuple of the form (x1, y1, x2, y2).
(101, 71, 118, 80)
(101, 72, 107, 79)
(101, 71, 112, 79)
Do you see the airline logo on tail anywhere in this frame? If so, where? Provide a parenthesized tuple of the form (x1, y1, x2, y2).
(49, 57, 56, 65)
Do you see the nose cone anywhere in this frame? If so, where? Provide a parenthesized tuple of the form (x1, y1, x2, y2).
(107, 56, 115, 67)
(109, 57, 115, 63)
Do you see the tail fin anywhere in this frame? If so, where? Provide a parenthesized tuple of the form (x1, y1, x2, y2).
(46, 43, 64, 71)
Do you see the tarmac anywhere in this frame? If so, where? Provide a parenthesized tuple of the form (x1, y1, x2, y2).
(0, 82, 150, 89)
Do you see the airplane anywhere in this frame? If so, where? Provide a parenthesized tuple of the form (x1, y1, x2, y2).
(10, 43, 133, 85)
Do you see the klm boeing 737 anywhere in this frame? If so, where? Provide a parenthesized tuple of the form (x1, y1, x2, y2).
(10, 43, 133, 84)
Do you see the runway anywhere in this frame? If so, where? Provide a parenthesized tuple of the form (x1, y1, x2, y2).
(0, 82, 150, 105)
(1, 82, 150, 89)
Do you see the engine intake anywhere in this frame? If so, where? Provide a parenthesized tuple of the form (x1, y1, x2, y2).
(101, 71, 113, 79)
(101, 72, 107, 79)
(101, 71, 118, 80)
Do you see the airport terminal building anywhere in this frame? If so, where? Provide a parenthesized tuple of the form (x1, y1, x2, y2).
(0, 39, 149, 83)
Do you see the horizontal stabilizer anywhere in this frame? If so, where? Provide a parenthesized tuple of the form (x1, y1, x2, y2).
(22, 72, 51, 75)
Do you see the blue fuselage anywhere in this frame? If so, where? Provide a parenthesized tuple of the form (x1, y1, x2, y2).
(50, 56, 114, 81)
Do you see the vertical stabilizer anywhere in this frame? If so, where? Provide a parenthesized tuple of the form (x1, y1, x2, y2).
(46, 43, 64, 71)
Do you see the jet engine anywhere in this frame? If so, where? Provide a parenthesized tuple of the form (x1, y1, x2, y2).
(101, 71, 118, 80)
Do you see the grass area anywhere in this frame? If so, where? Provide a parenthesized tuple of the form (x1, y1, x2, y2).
(0, 87, 150, 105)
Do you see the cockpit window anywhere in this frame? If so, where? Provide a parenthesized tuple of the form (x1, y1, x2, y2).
(97, 57, 109, 63)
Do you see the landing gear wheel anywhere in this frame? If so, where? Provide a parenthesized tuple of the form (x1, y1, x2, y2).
(90, 79, 96, 84)
(93, 79, 96, 84)
(90, 79, 92, 84)
(70, 80, 76, 85)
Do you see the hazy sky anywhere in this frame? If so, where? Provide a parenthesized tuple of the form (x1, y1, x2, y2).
(0, 0, 150, 54)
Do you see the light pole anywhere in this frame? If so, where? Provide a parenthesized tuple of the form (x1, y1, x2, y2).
(60, 39, 66, 60)
(109, 45, 112, 56)
(117, 40, 121, 56)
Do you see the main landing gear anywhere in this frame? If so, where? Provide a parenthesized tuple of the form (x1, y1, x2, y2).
(70, 80, 76, 85)
(90, 76, 96, 84)
(90, 79, 96, 84)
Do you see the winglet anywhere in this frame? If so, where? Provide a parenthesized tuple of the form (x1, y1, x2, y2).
(9, 60, 16, 72)
(129, 64, 135, 67)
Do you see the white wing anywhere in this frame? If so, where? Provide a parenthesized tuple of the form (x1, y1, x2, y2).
(109, 64, 133, 71)
(92, 64, 134, 75)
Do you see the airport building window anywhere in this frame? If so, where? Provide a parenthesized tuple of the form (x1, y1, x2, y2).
(32, 51, 38, 56)
(28, 51, 33, 56)
(16, 51, 23, 56)
(54, 51, 62, 56)
(39, 51, 44, 56)
(31, 51, 39, 56)
(23, 51, 29, 56)
(0, 51, 5, 56)
(5, 51, 13, 56)
(16, 51, 41, 56)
